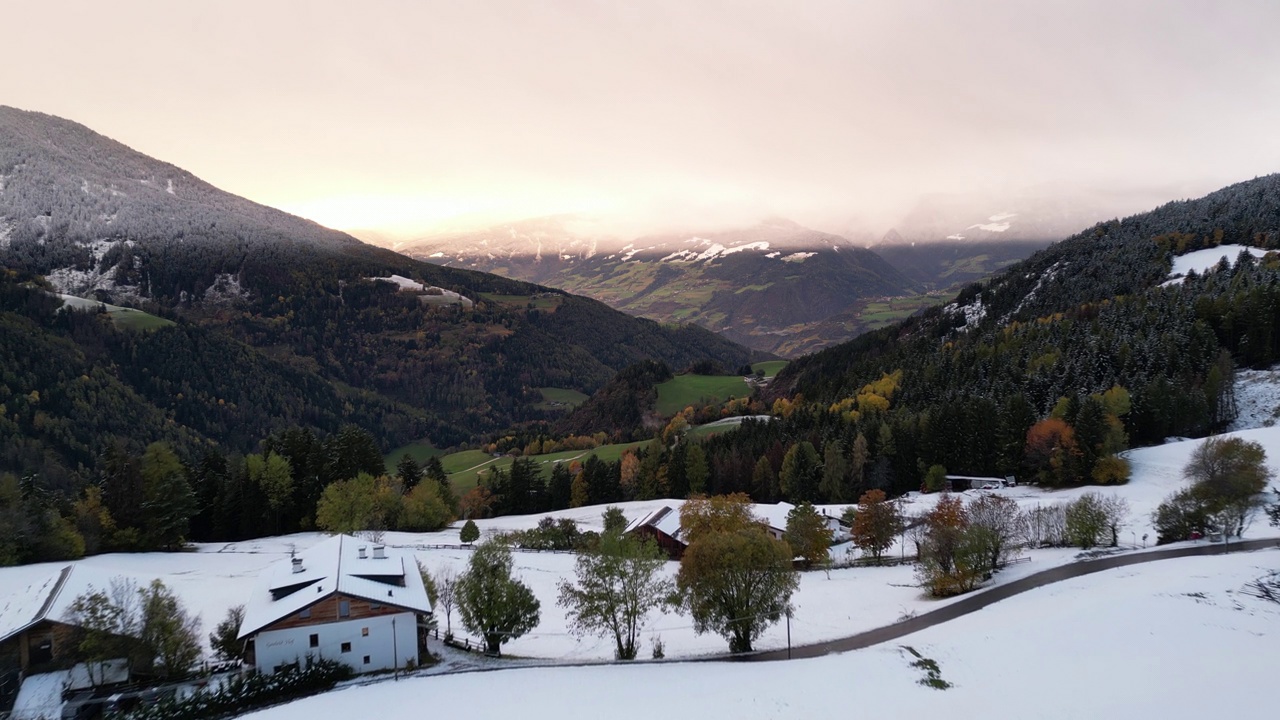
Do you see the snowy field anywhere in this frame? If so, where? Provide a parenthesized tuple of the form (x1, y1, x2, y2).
(1163, 243, 1270, 285)
(3, 425, 1277, 667)
(1230, 363, 1280, 432)
(243, 547, 1280, 720)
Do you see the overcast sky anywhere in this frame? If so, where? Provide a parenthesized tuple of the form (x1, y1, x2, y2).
(6, 0, 1280, 239)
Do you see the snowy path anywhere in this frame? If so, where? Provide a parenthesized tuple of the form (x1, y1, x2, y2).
(746, 536, 1280, 660)
(331, 538, 1280, 686)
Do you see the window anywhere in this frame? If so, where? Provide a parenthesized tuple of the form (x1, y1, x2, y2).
(309, 634, 319, 648)
(340, 642, 351, 653)
(299, 608, 311, 619)
(361, 627, 369, 637)
(338, 600, 350, 618)
(363, 655, 371, 665)
(370, 603, 382, 610)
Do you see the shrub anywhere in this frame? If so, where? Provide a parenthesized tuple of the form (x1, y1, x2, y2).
(119, 659, 353, 720)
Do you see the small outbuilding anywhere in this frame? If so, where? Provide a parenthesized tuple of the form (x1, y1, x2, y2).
(0, 566, 137, 715)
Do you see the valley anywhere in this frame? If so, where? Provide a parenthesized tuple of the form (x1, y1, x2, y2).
(5, 4, 1280, 719)
(4, 429, 1278, 719)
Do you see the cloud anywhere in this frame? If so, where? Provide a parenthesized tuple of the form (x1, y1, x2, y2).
(4, 1, 1280, 238)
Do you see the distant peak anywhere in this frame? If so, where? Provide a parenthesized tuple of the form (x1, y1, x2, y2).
(760, 216, 804, 230)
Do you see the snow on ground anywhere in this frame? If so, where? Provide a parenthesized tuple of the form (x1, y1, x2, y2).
(1230, 363, 1280, 431)
(1163, 244, 1269, 285)
(244, 547, 1280, 720)
(2, 430, 1276, 665)
(371, 275, 425, 291)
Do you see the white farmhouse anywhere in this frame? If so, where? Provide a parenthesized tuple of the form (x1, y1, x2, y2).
(753, 502, 850, 543)
(237, 535, 433, 675)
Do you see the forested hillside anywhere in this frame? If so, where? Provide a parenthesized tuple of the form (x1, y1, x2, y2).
(0, 107, 755, 468)
(463, 176, 1280, 525)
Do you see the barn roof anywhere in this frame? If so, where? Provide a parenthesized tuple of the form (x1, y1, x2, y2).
(0, 565, 141, 645)
(624, 505, 686, 544)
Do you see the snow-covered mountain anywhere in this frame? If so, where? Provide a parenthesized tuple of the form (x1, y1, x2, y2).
(402, 218, 921, 356)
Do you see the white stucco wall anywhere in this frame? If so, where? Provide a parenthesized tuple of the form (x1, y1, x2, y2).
(253, 612, 418, 674)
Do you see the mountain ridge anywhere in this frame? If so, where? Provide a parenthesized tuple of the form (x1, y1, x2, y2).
(0, 106, 759, 485)
(402, 217, 925, 356)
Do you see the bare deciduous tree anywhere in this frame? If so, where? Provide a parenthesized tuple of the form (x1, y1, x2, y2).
(435, 564, 460, 638)
(967, 494, 1025, 573)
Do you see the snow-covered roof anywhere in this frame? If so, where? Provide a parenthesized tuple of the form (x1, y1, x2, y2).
(0, 567, 66, 644)
(238, 535, 433, 639)
(0, 564, 143, 644)
(752, 502, 796, 533)
(752, 502, 845, 533)
(624, 506, 686, 544)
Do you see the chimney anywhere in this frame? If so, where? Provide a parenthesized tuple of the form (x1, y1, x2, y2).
(291, 557, 304, 574)
(373, 545, 386, 559)
(358, 546, 367, 559)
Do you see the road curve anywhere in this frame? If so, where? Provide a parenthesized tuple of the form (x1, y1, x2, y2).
(742, 537, 1280, 662)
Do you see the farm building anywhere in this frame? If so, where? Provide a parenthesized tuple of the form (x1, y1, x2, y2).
(752, 502, 850, 544)
(624, 502, 850, 561)
(944, 475, 1016, 491)
(0, 566, 136, 714)
(624, 506, 688, 559)
(237, 535, 433, 675)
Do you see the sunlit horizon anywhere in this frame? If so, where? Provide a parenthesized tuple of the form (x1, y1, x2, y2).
(5, 1, 1279, 244)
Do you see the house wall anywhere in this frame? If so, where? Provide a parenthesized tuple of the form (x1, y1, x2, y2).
(252, 612, 419, 674)
(630, 526, 685, 560)
(0, 638, 19, 673)
(262, 593, 404, 634)
(19, 621, 78, 672)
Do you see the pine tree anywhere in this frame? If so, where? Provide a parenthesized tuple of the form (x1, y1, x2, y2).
(460, 519, 480, 545)
(783, 502, 832, 568)
(751, 455, 779, 503)
(548, 462, 573, 509)
(820, 441, 848, 503)
(685, 444, 709, 495)
(395, 455, 423, 490)
(779, 442, 821, 503)
(140, 443, 195, 550)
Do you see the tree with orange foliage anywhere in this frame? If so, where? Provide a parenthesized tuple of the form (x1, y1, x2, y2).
(459, 486, 495, 520)
(619, 452, 641, 500)
(850, 489, 903, 563)
(678, 493, 760, 544)
(1024, 417, 1081, 486)
(915, 494, 983, 596)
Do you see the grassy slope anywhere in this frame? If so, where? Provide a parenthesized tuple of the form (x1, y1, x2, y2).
(441, 440, 649, 494)
(109, 307, 175, 330)
(535, 387, 589, 410)
(751, 360, 789, 377)
(655, 374, 750, 416)
(382, 439, 443, 469)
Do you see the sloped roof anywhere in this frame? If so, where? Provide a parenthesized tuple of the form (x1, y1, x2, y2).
(0, 565, 142, 645)
(624, 506, 686, 544)
(238, 535, 432, 639)
(752, 502, 797, 533)
(752, 502, 847, 533)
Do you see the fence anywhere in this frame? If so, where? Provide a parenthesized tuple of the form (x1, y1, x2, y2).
(425, 627, 494, 656)
(829, 554, 919, 570)
(405, 543, 577, 556)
